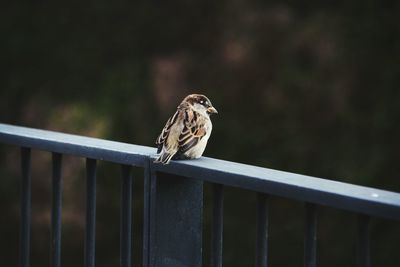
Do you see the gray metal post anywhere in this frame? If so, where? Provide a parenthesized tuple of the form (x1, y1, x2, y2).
(145, 169, 203, 267)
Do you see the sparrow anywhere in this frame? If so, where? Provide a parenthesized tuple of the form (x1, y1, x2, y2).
(155, 94, 218, 164)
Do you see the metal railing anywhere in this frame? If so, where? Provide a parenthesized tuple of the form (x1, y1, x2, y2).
(0, 123, 399, 267)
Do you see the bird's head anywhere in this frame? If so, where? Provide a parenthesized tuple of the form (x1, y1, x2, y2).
(183, 94, 218, 116)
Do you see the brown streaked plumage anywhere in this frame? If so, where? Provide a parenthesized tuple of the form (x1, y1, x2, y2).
(155, 94, 218, 164)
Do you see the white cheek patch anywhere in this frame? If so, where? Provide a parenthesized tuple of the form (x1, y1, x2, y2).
(193, 103, 209, 117)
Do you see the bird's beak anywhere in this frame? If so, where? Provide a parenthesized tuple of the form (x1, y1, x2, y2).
(207, 106, 218, 114)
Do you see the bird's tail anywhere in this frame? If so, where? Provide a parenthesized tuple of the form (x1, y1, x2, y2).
(154, 151, 175, 164)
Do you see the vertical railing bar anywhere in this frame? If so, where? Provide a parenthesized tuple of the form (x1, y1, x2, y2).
(149, 168, 158, 267)
(211, 183, 224, 267)
(85, 158, 97, 267)
(20, 147, 32, 267)
(142, 160, 152, 267)
(255, 193, 269, 267)
(357, 214, 370, 267)
(304, 203, 317, 267)
(51, 153, 63, 267)
(120, 164, 133, 267)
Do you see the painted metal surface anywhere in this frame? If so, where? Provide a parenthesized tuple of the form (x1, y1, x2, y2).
(148, 172, 203, 267)
(120, 165, 133, 267)
(304, 203, 317, 267)
(1, 123, 399, 220)
(152, 158, 400, 221)
(1, 123, 400, 267)
(211, 183, 224, 267)
(0, 123, 153, 166)
(85, 159, 97, 267)
(51, 153, 63, 267)
(256, 193, 269, 267)
(20, 147, 31, 267)
(357, 214, 370, 267)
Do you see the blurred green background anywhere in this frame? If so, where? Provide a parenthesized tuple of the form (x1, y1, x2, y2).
(1, 1, 400, 266)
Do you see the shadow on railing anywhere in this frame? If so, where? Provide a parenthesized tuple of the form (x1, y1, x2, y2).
(0, 123, 399, 267)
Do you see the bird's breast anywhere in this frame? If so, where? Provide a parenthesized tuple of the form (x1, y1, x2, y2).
(184, 120, 212, 159)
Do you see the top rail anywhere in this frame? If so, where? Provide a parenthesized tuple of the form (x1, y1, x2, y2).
(1, 123, 399, 220)
(0, 123, 153, 166)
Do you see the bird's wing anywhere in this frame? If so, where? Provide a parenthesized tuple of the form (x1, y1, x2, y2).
(178, 110, 207, 154)
(155, 109, 180, 153)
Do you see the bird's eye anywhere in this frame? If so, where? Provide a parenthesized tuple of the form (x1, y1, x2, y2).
(200, 100, 204, 104)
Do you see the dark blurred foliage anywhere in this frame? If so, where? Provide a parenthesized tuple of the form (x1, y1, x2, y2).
(1, 1, 400, 266)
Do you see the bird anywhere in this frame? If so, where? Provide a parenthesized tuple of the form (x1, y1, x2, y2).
(154, 93, 218, 164)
